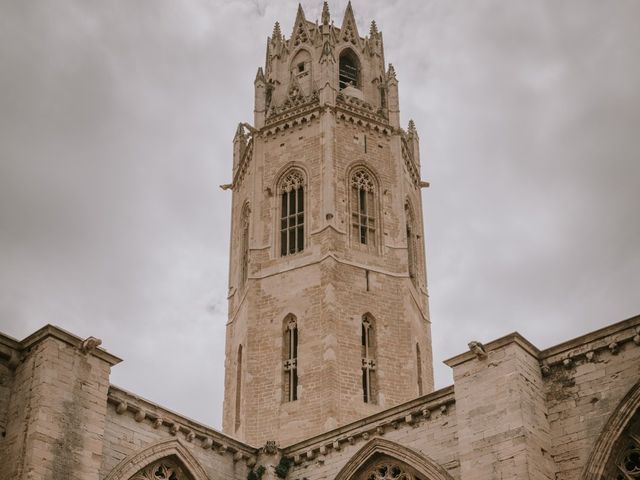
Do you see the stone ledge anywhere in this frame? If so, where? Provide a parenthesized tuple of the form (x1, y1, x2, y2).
(443, 332, 540, 368)
(282, 385, 455, 464)
(8, 324, 122, 366)
(108, 385, 259, 459)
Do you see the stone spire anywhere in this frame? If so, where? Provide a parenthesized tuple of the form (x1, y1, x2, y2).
(340, 1, 360, 44)
(272, 21, 282, 41)
(408, 119, 417, 135)
(321, 1, 330, 26)
(387, 63, 397, 81)
(370, 20, 378, 36)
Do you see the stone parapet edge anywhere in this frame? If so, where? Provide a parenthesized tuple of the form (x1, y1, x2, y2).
(281, 385, 455, 467)
(108, 385, 260, 465)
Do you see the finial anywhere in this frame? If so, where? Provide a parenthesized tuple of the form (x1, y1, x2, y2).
(254, 67, 265, 84)
(322, 1, 330, 25)
(370, 20, 378, 36)
(387, 63, 397, 80)
(408, 119, 416, 133)
(272, 21, 281, 40)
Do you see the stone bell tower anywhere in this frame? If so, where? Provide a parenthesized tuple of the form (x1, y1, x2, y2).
(222, 2, 433, 447)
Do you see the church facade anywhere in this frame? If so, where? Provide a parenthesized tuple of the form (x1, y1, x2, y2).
(1, 3, 639, 480)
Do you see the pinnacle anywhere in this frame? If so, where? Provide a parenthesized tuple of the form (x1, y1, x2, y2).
(322, 1, 330, 25)
(272, 21, 281, 40)
(370, 20, 378, 36)
(408, 119, 417, 133)
(387, 63, 397, 79)
(254, 67, 265, 84)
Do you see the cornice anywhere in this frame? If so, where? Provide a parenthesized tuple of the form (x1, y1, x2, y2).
(107, 385, 259, 460)
(282, 385, 455, 466)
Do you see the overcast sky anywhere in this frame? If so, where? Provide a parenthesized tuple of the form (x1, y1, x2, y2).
(1, 0, 639, 429)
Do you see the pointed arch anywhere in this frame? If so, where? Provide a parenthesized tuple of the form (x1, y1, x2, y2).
(580, 377, 640, 479)
(335, 438, 454, 480)
(347, 164, 381, 252)
(240, 202, 251, 287)
(404, 199, 420, 287)
(276, 166, 307, 257)
(339, 47, 361, 90)
(104, 438, 210, 480)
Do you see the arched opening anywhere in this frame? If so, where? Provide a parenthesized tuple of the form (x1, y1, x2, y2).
(335, 438, 454, 480)
(581, 379, 640, 479)
(416, 343, 423, 396)
(104, 439, 209, 480)
(240, 203, 250, 287)
(279, 169, 305, 256)
(339, 48, 361, 90)
(283, 315, 299, 402)
(350, 167, 378, 251)
(361, 314, 377, 404)
(405, 201, 418, 286)
(234, 345, 243, 431)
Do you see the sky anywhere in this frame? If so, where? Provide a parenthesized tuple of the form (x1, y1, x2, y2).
(1, 0, 639, 429)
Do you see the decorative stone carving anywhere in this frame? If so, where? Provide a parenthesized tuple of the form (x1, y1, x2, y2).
(263, 440, 278, 455)
(80, 336, 102, 354)
(609, 342, 620, 355)
(352, 170, 374, 192)
(364, 462, 417, 480)
(116, 401, 127, 414)
(131, 461, 184, 480)
(468, 341, 487, 359)
(280, 170, 305, 193)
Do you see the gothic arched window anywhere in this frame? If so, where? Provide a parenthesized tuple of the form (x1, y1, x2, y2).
(240, 203, 250, 286)
(339, 48, 361, 90)
(416, 343, 423, 396)
(234, 345, 243, 431)
(283, 316, 299, 402)
(405, 202, 418, 286)
(351, 169, 377, 249)
(361, 315, 377, 404)
(279, 169, 305, 256)
(605, 413, 640, 479)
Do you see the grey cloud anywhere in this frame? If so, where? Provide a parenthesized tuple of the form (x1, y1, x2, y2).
(0, 0, 639, 426)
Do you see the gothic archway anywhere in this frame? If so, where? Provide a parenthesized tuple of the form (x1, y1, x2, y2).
(335, 438, 454, 480)
(581, 378, 640, 479)
(104, 438, 210, 480)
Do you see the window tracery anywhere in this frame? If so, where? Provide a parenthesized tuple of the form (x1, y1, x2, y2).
(283, 316, 299, 402)
(241, 203, 250, 286)
(280, 170, 305, 256)
(351, 169, 377, 249)
(605, 412, 640, 479)
(361, 315, 377, 404)
(130, 461, 185, 480)
(363, 461, 420, 480)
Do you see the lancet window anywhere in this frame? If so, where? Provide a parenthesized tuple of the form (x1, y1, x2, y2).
(339, 48, 361, 90)
(351, 169, 377, 249)
(405, 202, 418, 286)
(416, 343, 423, 396)
(240, 203, 250, 286)
(283, 316, 299, 402)
(280, 170, 305, 256)
(361, 315, 377, 404)
(234, 345, 242, 431)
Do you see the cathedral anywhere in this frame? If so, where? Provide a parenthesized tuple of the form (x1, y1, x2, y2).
(1, 3, 639, 480)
